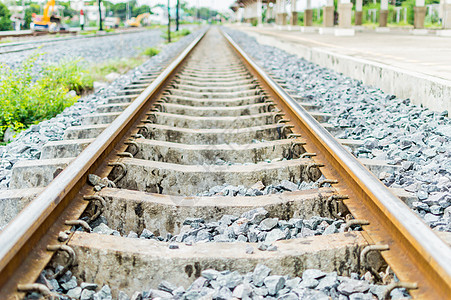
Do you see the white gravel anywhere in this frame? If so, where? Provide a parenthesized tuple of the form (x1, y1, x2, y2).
(224, 28, 451, 232)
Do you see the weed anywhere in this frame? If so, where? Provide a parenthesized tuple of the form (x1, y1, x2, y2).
(0, 54, 86, 140)
(142, 47, 160, 57)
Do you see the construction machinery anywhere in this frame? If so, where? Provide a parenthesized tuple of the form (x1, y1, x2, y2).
(126, 12, 151, 27)
(30, 0, 65, 32)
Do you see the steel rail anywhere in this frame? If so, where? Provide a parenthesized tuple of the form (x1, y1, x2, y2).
(222, 30, 451, 299)
(0, 30, 206, 298)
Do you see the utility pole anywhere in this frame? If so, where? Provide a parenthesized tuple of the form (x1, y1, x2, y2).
(167, 0, 171, 43)
(126, 0, 130, 21)
(98, 0, 103, 31)
(176, 0, 180, 31)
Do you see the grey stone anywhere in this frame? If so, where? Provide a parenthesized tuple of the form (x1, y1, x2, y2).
(67, 287, 82, 299)
(279, 180, 298, 191)
(245, 245, 254, 254)
(349, 292, 373, 300)
(81, 289, 95, 300)
(424, 213, 440, 223)
(216, 271, 242, 289)
(127, 231, 138, 238)
(284, 277, 301, 289)
(315, 274, 338, 291)
(219, 215, 237, 226)
(48, 278, 59, 291)
(257, 241, 270, 251)
(259, 218, 279, 231)
(265, 228, 285, 243)
(302, 269, 327, 280)
(253, 264, 272, 287)
(81, 282, 98, 290)
(139, 229, 154, 239)
(92, 223, 114, 235)
(417, 190, 428, 200)
(148, 289, 172, 299)
(201, 269, 221, 281)
(189, 277, 208, 291)
(61, 276, 77, 291)
(298, 278, 319, 289)
(322, 224, 338, 235)
(232, 284, 252, 299)
(240, 207, 268, 224)
(169, 243, 179, 249)
(253, 286, 268, 296)
(94, 285, 112, 300)
(117, 291, 130, 300)
(278, 292, 299, 300)
(232, 218, 249, 236)
(337, 279, 370, 296)
(267, 245, 278, 251)
(263, 275, 286, 295)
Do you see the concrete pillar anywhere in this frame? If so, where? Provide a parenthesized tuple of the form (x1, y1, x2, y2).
(355, 0, 363, 25)
(442, 0, 451, 29)
(323, 0, 335, 27)
(257, 0, 262, 26)
(279, 0, 288, 25)
(338, 0, 353, 28)
(380, 0, 388, 27)
(290, 0, 298, 25)
(275, 0, 280, 24)
(304, 0, 313, 26)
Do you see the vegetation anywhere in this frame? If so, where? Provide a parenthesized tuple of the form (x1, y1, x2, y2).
(0, 55, 87, 140)
(0, 2, 12, 31)
(0, 52, 154, 141)
(162, 28, 191, 43)
(142, 47, 160, 57)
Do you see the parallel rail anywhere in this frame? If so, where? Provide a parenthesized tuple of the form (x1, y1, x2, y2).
(0, 27, 449, 299)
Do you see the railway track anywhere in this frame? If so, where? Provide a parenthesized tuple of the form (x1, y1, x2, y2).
(0, 28, 147, 55)
(0, 27, 450, 299)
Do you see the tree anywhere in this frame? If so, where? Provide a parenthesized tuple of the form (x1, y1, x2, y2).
(132, 5, 151, 17)
(24, 3, 40, 29)
(0, 2, 12, 31)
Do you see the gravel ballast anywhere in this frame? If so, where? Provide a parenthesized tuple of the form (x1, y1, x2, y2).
(224, 28, 451, 232)
(89, 206, 358, 246)
(28, 264, 409, 300)
(0, 29, 163, 68)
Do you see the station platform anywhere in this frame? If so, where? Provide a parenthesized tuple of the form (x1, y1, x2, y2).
(229, 25, 451, 113)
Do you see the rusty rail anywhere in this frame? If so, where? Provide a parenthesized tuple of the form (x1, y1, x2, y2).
(222, 30, 451, 299)
(0, 31, 206, 299)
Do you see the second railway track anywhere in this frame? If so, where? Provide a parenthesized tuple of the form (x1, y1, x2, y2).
(0, 27, 450, 299)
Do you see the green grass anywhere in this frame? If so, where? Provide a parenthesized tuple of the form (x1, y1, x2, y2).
(162, 28, 191, 43)
(142, 47, 160, 57)
(0, 54, 91, 141)
(0, 44, 161, 142)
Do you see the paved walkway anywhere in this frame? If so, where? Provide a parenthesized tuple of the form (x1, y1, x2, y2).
(231, 25, 451, 82)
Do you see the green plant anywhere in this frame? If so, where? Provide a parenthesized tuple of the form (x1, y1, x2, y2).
(142, 47, 160, 57)
(162, 28, 191, 43)
(0, 2, 12, 31)
(0, 54, 85, 141)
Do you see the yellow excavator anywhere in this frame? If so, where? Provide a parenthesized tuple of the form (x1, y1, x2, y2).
(126, 13, 150, 27)
(30, 0, 65, 32)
